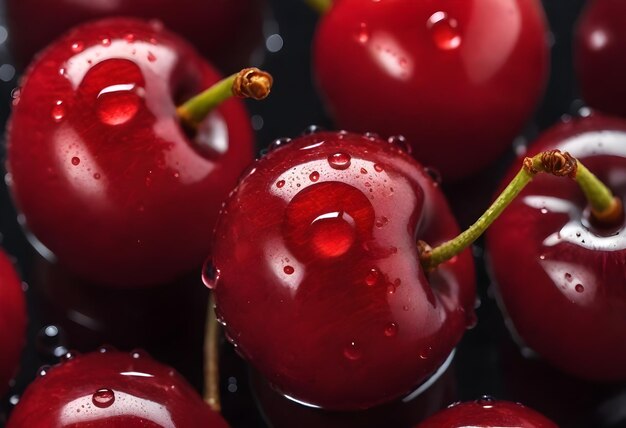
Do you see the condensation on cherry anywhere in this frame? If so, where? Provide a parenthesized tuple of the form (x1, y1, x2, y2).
(202, 259, 221, 289)
(269, 137, 292, 153)
(477, 395, 496, 408)
(92, 388, 115, 408)
(51, 100, 66, 122)
(388, 135, 411, 154)
(427, 11, 462, 51)
(328, 152, 352, 170)
(365, 268, 380, 286)
(302, 125, 323, 135)
(384, 322, 398, 337)
(343, 341, 362, 361)
(309, 171, 320, 182)
(356, 22, 370, 44)
(70, 41, 84, 53)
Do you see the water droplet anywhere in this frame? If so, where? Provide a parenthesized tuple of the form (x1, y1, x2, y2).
(374, 163, 384, 172)
(387, 284, 396, 294)
(375, 216, 389, 228)
(427, 11, 462, 51)
(328, 152, 351, 170)
(365, 268, 380, 286)
(575, 284, 585, 293)
(124, 33, 136, 43)
(276, 180, 285, 188)
(309, 211, 357, 257)
(269, 137, 292, 152)
(11, 88, 21, 106)
(92, 388, 115, 408)
(302, 125, 323, 135)
(38, 365, 50, 377)
(478, 395, 495, 408)
(388, 135, 411, 153)
(98, 345, 116, 353)
(356, 22, 369, 44)
(309, 171, 320, 182)
(384, 322, 398, 337)
(364, 132, 379, 140)
(36, 325, 67, 359)
(564, 273, 573, 282)
(424, 167, 442, 185)
(96, 83, 141, 126)
(202, 259, 220, 289)
(51, 100, 66, 122)
(93, 173, 101, 180)
(419, 347, 432, 360)
(101, 37, 111, 46)
(71, 41, 84, 53)
(283, 265, 295, 275)
(147, 51, 156, 62)
(9, 395, 19, 406)
(343, 341, 362, 360)
(62, 350, 78, 361)
(71, 157, 80, 166)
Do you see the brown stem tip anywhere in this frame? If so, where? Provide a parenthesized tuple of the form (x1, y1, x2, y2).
(233, 68, 273, 100)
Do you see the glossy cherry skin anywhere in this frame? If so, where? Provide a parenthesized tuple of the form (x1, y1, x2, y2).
(486, 114, 626, 381)
(7, 0, 264, 73)
(7, 18, 254, 287)
(575, 0, 626, 118)
(212, 132, 476, 410)
(0, 249, 27, 397)
(314, 0, 549, 181)
(6, 349, 228, 427)
(416, 399, 558, 428)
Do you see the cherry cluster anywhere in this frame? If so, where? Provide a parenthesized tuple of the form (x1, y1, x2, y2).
(0, 0, 624, 427)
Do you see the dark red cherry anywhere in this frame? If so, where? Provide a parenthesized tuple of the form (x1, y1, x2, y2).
(0, 249, 27, 397)
(575, 0, 626, 118)
(314, 0, 549, 180)
(486, 114, 626, 381)
(416, 398, 557, 427)
(7, 18, 254, 287)
(7, 0, 265, 72)
(211, 131, 476, 410)
(6, 349, 228, 427)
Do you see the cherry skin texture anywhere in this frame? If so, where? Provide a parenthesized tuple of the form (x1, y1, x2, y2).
(416, 399, 557, 428)
(0, 249, 27, 397)
(314, 0, 549, 181)
(575, 0, 626, 118)
(7, 0, 264, 73)
(486, 114, 626, 381)
(6, 349, 229, 427)
(7, 18, 254, 287)
(211, 131, 476, 410)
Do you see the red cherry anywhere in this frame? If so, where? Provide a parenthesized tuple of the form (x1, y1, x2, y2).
(0, 249, 27, 397)
(7, 18, 256, 287)
(416, 398, 558, 427)
(211, 131, 476, 410)
(486, 114, 626, 380)
(575, 0, 626, 118)
(6, 349, 229, 427)
(313, 0, 549, 180)
(6, 0, 264, 72)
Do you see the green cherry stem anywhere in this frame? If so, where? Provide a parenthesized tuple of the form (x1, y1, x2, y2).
(177, 67, 273, 131)
(204, 292, 221, 412)
(420, 150, 622, 270)
(304, 0, 332, 14)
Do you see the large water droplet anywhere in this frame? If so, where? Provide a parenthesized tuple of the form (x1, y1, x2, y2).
(202, 259, 220, 289)
(343, 341, 362, 360)
(310, 211, 356, 257)
(564, 273, 573, 282)
(92, 388, 115, 408)
(427, 11, 462, 51)
(328, 152, 352, 170)
(96, 83, 142, 125)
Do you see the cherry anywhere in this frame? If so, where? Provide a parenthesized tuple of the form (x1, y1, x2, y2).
(313, 0, 550, 180)
(575, 0, 626, 118)
(210, 131, 476, 410)
(7, 18, 271, 287)
(0, 248, 26, 397)
(6, 0, 265, 72)
(486, 114, 626, 381)
(416, 398, 558, 427)
(6, 349, 229, 427)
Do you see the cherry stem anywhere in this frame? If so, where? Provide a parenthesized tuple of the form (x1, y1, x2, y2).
(304, 0, 332, 14)
(177, 67, 273, 130)
(203, 292, 221, 413)
(420, 150, 622, 270)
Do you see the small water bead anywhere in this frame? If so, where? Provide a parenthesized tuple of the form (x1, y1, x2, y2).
(269, 137, 292, 152)
(51, 100, 66, 122)
(575, 284, 585, 293)
(343, 341, 362, 361)
(124, 33, 136, 43)
(92, 388, 115, 408)
(388, 135, 411, 153)
(38, 365, 51, 377)
(424, 167, 442, 185)
(374, 163, 384, 173)
(202, 259, 220, 289)
(427, 11, 462, 51)
(564, 273, 573, 282)
(356, 22, 370, 44)
(276, 180, 285, 188)
(101, 37, 111, 47)
(283, 265, 295, 275)
(147, 51, 157, 62)
(71, 157, 81, 166)
(93, 173, 101, 180)
(365, 268, 380, 286)
(364, 132, 379, 140)
(384, 322, 398, 337)
(309, 171, 320, 182)
(477, 395, 496, 408)
(70, 41, 84, 53)
(62, 351, 78, 362)
(375, 216, 389, 228)
(360, 168, 368, 174)
(328, 152, 352, 170)
(302, 125, 323, 135)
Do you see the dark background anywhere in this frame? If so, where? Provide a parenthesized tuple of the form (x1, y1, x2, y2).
(3, 0, 625, 427)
